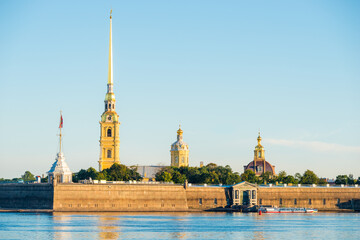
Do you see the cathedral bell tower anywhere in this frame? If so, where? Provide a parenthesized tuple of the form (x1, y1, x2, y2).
(99, 10, 120, 171)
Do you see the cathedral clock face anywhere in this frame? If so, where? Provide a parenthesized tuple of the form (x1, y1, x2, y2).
(108, 116, 112, 121)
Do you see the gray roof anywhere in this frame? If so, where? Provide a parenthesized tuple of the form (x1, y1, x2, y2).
(135, 165, 166, 178)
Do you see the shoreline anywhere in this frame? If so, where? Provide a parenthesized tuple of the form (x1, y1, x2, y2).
(0, 209, 356, 213)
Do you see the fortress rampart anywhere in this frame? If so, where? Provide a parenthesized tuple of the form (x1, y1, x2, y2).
(257, 186, 360, 211)
(0, 183, 359, 212)
(0, 184, 53, 209)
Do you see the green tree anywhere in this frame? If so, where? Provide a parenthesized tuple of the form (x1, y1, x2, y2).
(259, 172, 272, 184)
(154, 164, 242, 185)
(335, 175, 348, 185)
(103, 163, 142, 181)
(41, 176, 48, 183)
(318, 178, 327, 185)
(294, 173, 302, 182)
(206, 163, 217, 169)
(76, 169, 88, 181)
(300, 170, 319, 184)
(21, 171, 35, 182)
(240, 170, 258, 183)
(348, 174, 355, 185)
(277, 171, 287, 183)
(207, 171, 220, 184)
(75, 168, 99, 181)
(172, 171, 186, 184)
(86, 167, 99, 180)
(97, 171, 108, 180)
(156, 171, 172, 182)
(283, 175, 297, 184)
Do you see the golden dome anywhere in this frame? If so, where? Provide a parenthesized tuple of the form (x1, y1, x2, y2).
(105, 92, 116, 101)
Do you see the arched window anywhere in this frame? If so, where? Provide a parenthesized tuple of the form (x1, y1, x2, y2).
(258, 151, 261, 158)
(107, 149, 112, 158)
(107, 128, 112, 137)
(109, 104, 111, 109)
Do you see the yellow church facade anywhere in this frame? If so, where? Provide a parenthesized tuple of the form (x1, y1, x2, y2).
(98, 12, 120, 171)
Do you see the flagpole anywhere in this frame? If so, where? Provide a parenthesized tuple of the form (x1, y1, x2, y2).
(59, 110, 62, 153)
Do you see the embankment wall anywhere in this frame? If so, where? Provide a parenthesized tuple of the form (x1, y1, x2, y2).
(0, 183, 359, 211)
(53, 184, 228, 211)
(185, 186, 227, 210)
(53, 184, 188, 211)
(258, 187, 360, 210)
(0, 184, 53, 209)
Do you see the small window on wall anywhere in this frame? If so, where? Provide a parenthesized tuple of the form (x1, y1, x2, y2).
(337, 199, 340, 204)
(309, 199, 312, 205)
(294, 199, 297, 205)
(199, 198, 202, 205)
(259, 199, 262, 205)
(258, 152, 261, 158)
(107, 150, 112, 158)
(107, 128, 112, 137)
(323, 199, 326, 205)
(214, 198, 217, 205)
(252, 190, 256, 199)
(279, 198, 283, 205)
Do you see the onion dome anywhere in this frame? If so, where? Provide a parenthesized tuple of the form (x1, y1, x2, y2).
(171, 126, 189, 151)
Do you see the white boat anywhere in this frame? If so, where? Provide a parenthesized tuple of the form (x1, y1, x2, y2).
(259, 207, 318, 213)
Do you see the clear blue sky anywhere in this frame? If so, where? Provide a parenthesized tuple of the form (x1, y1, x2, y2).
(0, 0, 359, 179)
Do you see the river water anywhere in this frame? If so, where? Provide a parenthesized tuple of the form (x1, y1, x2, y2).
(0, 212, 359, 239)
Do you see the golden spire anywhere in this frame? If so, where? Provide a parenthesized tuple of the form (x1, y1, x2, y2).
(108, 9, 113, 85)
(257, 131, 262, 146)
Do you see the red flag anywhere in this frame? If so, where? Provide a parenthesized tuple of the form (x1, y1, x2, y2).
(59, 115, 63, 129)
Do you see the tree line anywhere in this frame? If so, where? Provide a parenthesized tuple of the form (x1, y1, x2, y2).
(240, 170, 360, 185)
(72, 163, 142, 182)
(1, 165, 359, 186)
(155, 163, 241, 185)
(0, 171, 38, 183)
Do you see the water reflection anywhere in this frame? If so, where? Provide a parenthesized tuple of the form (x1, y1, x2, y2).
(52, 213, 73, 240)
(98, 217, 120, 240)
(3, 212, 357, 240)
(253, 231, 265, 240)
